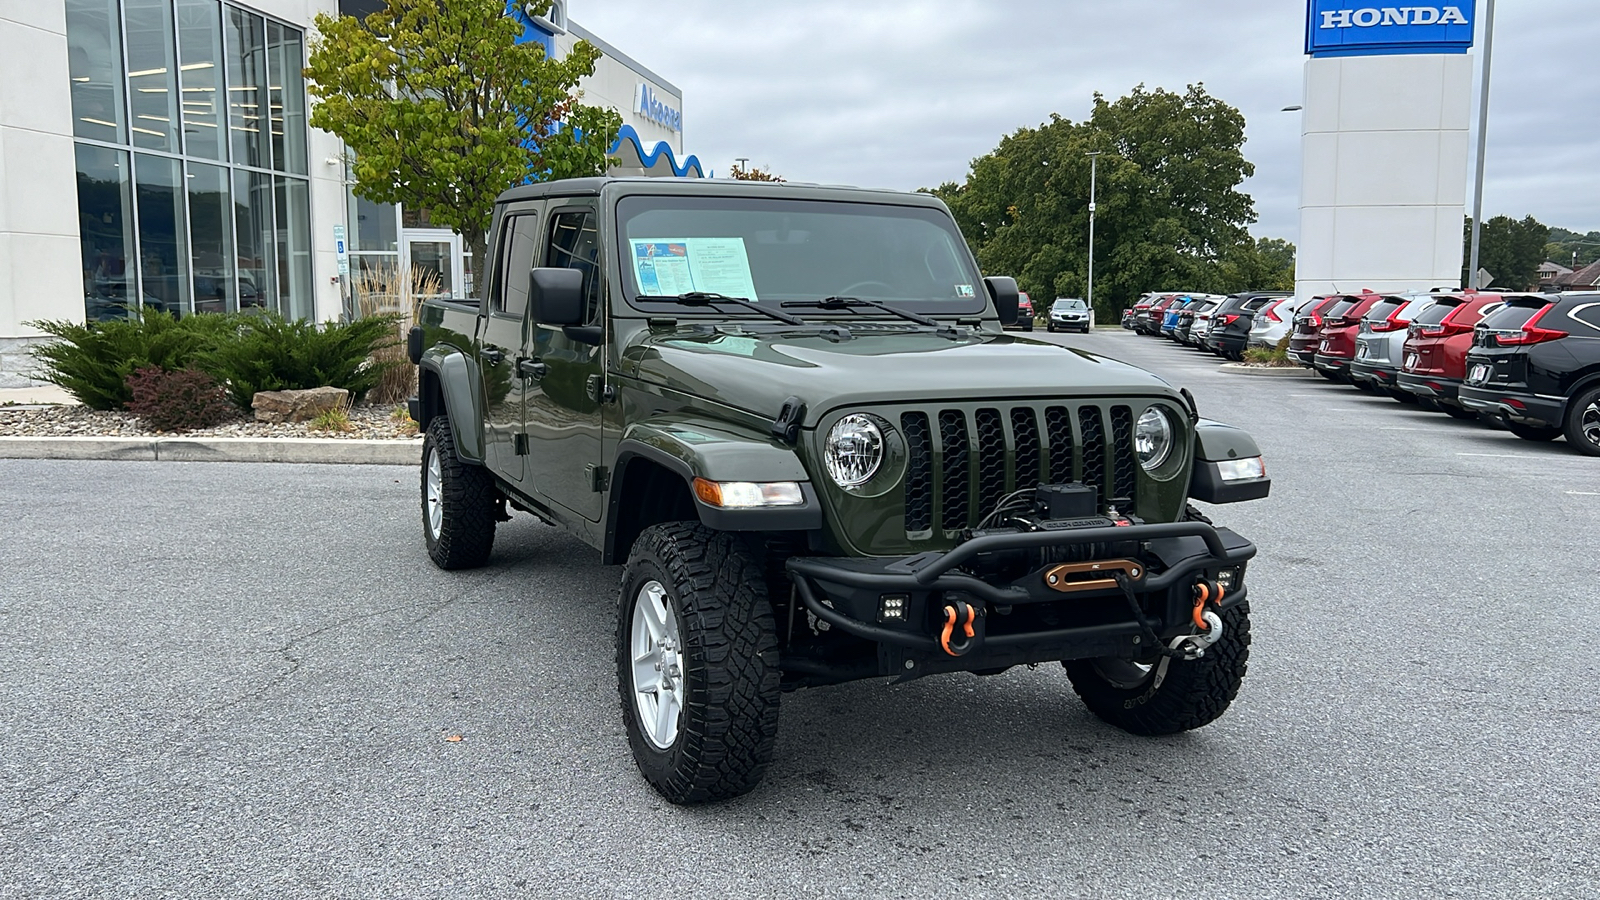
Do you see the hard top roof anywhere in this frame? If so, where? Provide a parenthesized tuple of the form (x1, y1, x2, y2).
(496, 176, 949, 209)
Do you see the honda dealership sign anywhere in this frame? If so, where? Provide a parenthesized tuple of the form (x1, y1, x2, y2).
(1305, 1, 1477, 57)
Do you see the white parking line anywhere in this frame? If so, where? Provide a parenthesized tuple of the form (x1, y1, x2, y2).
(1456, 452, 1559, 460)
(1566, 491, 1600, 496)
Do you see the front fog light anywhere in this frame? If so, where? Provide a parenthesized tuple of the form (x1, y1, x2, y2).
(1217, 568, 1241, 592)
(878, 594, 908, 623)
(1135, 407, 1174, 470)
(1216, 456, 1266, 482)
(693, 478, 805, 509)
(825, 414, 885, 488)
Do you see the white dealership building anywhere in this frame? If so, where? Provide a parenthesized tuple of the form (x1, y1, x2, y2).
(0, 0, 701, 387)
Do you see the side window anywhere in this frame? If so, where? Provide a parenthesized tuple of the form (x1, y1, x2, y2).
(492, 214, 539, 316)
(1572, 302, 1600, 332)
(546, 210, 601, 323)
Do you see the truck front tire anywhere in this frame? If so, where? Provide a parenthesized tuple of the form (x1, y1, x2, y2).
(1064, 600, 1252, 736)
(421, 417, 497, 569)
(616, 523, 781, 804)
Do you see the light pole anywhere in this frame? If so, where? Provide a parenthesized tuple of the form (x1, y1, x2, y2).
(1468, 0, 1497, 287)
(1086, 151, 1102, 321)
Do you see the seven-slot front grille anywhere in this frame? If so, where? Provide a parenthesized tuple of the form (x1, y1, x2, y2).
(898, 403, 1143, 537)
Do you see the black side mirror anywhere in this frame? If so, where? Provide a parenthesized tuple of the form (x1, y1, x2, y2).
(530, 268, 586, 326)
(985, 276, 1020, 326)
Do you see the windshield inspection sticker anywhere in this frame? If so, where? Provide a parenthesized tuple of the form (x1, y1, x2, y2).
(955, 284, 975, 298)
(633, 238, 760, 301)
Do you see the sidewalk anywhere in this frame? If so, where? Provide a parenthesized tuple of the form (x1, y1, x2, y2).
(0, 385, 76, 405)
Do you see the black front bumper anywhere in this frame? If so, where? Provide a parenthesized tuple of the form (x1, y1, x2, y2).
(785, 522, 1255, 680)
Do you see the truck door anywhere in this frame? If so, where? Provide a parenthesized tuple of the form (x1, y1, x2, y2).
(479, 206, 541, 484)
(526, 203, 605, 521)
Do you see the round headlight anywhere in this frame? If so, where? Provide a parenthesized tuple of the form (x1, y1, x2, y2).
(824, 414, 884, 488)
(1135, 407, 1174, 471)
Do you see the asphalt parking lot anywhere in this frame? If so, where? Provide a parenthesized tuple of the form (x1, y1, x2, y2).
(3, 329, 1597, 898)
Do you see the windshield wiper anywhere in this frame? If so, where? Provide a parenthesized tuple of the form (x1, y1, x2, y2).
(636, 292, 808, 326)
(782, 296, 941, 328)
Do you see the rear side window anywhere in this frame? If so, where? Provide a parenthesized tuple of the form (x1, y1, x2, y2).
(1412, 300, 1460, 326)
(1555, 297, 1600, 333)
(1243, 298, 1271, 311)
(492, 213, 540, 316)
(1479, 300, 1550, 331)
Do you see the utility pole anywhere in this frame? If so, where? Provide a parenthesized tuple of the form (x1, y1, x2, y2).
(1086, 151, 1102, 321)
(1468, 0, 1496, 288)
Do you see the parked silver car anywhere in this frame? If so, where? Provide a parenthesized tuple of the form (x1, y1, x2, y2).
(1247, 296, 1303, 350)
(1047, 297, 1090, 333)
(1349, 294, 1439, 397)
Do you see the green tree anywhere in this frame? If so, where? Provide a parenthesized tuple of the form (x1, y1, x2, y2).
(928, 84, 1261, 321)
(728, 162, 783, 182)
(305, 0, 622, 296)
(1545, 227, 1600, 270)
(1464, 215, 1549, 289)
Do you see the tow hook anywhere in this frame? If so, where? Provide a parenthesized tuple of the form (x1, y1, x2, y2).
(1174, 580, 1226, 659)
(939, 600, 978, 657)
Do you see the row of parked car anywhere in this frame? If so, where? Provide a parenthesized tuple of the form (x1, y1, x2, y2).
(1124, 291, 1294, 360)
(1123, 288, 1600, 456)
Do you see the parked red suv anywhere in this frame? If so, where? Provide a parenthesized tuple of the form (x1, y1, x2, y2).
(1288, 296, 1342, 371)
(1395, 292, 1509, 418)
(1313, 291, 1387, 384)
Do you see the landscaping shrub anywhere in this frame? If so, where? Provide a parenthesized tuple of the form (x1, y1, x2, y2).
(198, 312, 402, 407)
(124, 366, 237, 432)
(354, 264, 436, 405)
(27, 312, 237, 410)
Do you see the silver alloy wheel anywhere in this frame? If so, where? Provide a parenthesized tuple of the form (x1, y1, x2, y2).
(631, 580, 685, 750)
(1584, 400, 1600, 448)
(425, 446, 443, 539)
(1092, 657, 1157, 690)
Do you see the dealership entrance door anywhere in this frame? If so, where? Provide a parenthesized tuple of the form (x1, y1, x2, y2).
(402, 230, 466, 301)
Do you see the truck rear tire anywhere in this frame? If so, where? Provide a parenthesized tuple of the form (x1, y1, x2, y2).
(421, 417, 497, 569)
(1064, 600, 1251, 736)
(616, 523, 781, 805)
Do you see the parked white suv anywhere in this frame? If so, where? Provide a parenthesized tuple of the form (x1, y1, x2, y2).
(1048, 297, 1090, 333)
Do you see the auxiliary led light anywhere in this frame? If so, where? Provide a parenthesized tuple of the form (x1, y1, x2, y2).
(878, 594, 908, 623)
(692, 478, 805, 509)
(1216, 457, 1266, 482)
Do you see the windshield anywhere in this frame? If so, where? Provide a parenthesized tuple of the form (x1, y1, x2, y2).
(1363, 299, 1407, 321)
(1053, 299, 1086, 311)
(1479, 300, 1549, 332)
(615, 196, 986, 315)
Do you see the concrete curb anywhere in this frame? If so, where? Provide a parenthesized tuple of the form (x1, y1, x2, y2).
(1218, 363, 1317, 378)
(0, 436, 422, 465)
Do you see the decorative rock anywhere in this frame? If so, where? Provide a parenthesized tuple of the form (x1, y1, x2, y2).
(251, 387, 351, 423)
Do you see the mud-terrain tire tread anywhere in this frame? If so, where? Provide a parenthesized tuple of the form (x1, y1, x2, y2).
(422, 417, 497, 569)
(617, 522, 781, 805)
(1065, 600, 1252, 736)
(1563, 387, 1600, 456)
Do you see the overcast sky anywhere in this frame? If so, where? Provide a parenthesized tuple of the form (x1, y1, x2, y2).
(573, 0, 1599, 243)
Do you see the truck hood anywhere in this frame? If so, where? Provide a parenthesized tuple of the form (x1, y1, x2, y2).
(619, 325, 1178, 424)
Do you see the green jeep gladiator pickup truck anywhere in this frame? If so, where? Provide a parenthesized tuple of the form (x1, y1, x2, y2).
(408, 177, 1270, 805)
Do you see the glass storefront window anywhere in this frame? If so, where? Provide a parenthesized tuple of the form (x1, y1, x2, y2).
(67, 0, 127, 143)
(187, 162, 234, 313)
(134, 154, 191, 316)
(274, 177, 313, 320)
(68, 0, 316, 323)
(124, 0, 181, 152)
(75, 145, 136, 321)
(266, 21, 308, 175)
(234, 169, 274, 309)
(225, 7, 267, 169)
(350, 193, 398, 252)
(176, 0, 226, 161)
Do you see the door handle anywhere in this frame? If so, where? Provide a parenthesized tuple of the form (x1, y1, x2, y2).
(517, 357, 548, 379)
(481, 346, 505, 365)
